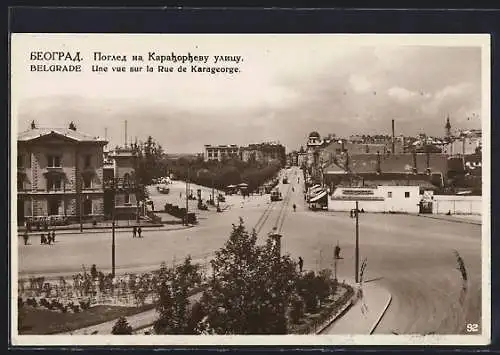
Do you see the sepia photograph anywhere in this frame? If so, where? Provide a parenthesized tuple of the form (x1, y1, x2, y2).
(10, 34, 490, 346)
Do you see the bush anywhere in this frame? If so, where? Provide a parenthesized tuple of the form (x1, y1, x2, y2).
(80, 300, 91, 311)
(112, 317, 133, 335)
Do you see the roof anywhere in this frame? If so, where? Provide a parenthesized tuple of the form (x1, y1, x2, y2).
(324, 162, 347, 174)
(348, 153, 448, 175)
(309, 131, 320, 138)
(18, 127, 107, 144)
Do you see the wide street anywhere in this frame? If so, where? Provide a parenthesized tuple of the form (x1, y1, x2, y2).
(17, 167, 482, 335)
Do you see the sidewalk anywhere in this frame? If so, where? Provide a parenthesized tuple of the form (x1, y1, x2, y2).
(321, 281, 391, 334)
(62, 293, 203, 335)
(416, 213, 482, 225)
(17, 222, 191, 236)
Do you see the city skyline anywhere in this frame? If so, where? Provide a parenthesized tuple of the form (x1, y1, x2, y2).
(14, 35, 483, 153)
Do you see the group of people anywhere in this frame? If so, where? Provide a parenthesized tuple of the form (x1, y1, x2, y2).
(132, 226, 143, 238)
(38, 230, 56, 245)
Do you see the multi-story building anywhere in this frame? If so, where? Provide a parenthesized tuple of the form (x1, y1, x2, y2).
(203, 144, 239, 162)
(17, 123, 107, 225)
(240, 142, 286, 166)
(103, 145, 139, 219)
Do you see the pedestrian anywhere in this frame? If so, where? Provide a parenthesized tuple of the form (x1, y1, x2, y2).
(293, 204, 296, 212)
(335, 244, 341, 259)
(40, 233, 45, 245)
(137, 226, 142, 238)
(350, 209, 353, 218)
(51, 230, 56, 243)
(23, 231, 29, 245)
(132, 226, 137, 238)
(47, 234, 51, 245)
(298, 256, 304, 273)
(180, 192, 182, 198)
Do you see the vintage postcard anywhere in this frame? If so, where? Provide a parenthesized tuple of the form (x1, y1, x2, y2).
(10, 33, 490, 346)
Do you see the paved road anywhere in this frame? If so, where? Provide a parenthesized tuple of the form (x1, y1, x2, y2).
(17, 167, 482, 335)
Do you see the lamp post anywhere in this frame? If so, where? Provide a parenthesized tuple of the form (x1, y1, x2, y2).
(355, 200, 360, 283)
(111, 178, 117, 278)
(185, 165, 189, 226)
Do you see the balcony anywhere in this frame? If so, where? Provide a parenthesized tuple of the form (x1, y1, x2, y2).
(103, 178, 137, 191)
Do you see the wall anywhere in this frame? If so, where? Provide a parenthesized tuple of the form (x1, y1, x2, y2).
(328, 186, 420, 213)
(432, 195, 481, 215)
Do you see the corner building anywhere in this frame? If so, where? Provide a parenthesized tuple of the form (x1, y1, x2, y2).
(17, 126, 107, 225)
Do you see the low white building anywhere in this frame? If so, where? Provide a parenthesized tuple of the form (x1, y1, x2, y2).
(328, 185, 420, 214)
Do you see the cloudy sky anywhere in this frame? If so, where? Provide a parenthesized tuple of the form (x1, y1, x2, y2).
(12, 34, 486, 153)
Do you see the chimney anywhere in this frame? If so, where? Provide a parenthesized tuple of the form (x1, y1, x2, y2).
(124, 120, 128, 147)
(376, 151, 381, 174)
(391, 119, 395, 154)
(412, 150, 418, 174)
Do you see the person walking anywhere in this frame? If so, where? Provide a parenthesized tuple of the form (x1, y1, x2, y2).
(137, 226, 142, 238)
(334, 244, 341, 260)
(51, 230, 56, 243)
(298, 256, 304, 273)
(40, 233, 45, 245)
(293, 203, 296, 212)
(132, 226, 137, 238)
(23, 231, 29, 245)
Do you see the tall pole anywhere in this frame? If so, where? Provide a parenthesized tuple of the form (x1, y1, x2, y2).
(185, 166, 189, 225)
(355, 200, 359, 283)
(111, 178, 116, 278)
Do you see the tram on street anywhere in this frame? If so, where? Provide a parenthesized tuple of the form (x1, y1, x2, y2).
(271, 188, 283, 202)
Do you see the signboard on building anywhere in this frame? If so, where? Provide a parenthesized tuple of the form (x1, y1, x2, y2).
(331, 187, 384, 201)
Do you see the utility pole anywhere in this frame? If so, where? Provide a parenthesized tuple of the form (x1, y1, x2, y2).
(111, 178, 116, 278)
(185, 166, 189, 225)
(355, 200, 360, 283)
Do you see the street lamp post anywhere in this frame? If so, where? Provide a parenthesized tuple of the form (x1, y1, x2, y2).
(185, 166, 189, 226)
(111, 178, 117, 278)
(355, 200, 360, 283)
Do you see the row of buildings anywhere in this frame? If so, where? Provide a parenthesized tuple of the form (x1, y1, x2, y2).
(16, 122, 139, 226)
(203, 142, 286, 166)
(299, 117, 482, 214)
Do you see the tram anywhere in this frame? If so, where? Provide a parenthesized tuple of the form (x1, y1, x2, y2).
(270, 188, 283, 202)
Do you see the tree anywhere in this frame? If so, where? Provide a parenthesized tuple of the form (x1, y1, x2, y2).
(201, 218, 299, 334)
(153, 258, 203, 334)
(112, 317, 133, 335)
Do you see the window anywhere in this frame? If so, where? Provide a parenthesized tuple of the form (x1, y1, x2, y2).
(405, 191, 410, 198)
(124, 193, 130, 204)
(84, 155, 92, 168)
(48, 177, 62, 191)
(47, 155, 62, 167)
(83, 175, 92, 189)
(387, 192, 392, 198)
(17, 178, 24, 191)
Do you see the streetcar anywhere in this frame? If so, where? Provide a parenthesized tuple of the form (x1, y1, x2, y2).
(270, 188, 283, 202)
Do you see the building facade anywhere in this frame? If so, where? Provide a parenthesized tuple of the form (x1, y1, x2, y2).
(240, 142, 286, 166)
(103, 146, 139, 219)
(203, 144, 240, 162)
(17, 125, 107, 225)
(328, 185, 420, 213)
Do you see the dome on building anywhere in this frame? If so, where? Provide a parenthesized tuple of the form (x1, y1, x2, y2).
(309, 131, 321, 138)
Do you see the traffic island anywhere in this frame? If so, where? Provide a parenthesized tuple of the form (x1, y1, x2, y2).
(288, 282, 354, 334)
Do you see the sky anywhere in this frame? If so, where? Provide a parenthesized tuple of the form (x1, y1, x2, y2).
(12, 34, 486, 153)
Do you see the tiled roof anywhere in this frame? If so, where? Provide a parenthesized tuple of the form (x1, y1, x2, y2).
(18, 127, 107, 143)
(348, 153, 448, 175)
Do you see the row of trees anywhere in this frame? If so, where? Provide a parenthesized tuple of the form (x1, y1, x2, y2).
(168, 158, 282, 192)
(145, 218, 341, 335)
(130, 136, 283, 192)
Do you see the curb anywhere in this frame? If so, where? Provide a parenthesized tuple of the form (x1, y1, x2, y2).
(315, 294, 356, 335)
(416, 214, 481, 225)
(17, 224, 194, 236)
(369, 293, 392, 335)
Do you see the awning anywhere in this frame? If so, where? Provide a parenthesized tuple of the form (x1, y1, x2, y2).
(310, 190, 327, 202)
